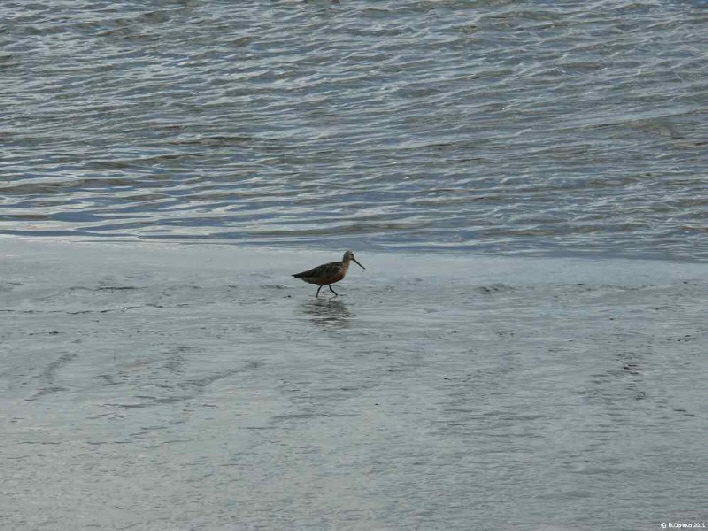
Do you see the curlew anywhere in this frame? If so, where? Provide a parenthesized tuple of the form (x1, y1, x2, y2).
(292, 250, 365, 298)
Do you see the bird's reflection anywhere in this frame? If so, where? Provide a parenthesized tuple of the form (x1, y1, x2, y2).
(299, 298, 351, 330)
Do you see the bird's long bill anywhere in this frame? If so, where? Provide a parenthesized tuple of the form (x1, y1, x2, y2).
(353, 259, 365, 270)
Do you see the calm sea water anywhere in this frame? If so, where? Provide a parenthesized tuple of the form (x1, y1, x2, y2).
(2, 0, 708, 259)
(3, 241, 708, 530)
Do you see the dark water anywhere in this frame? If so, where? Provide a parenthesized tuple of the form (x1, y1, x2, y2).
(3, 1, 708, 259)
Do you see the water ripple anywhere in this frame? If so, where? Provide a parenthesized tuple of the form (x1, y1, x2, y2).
(3, 0, 708, 259)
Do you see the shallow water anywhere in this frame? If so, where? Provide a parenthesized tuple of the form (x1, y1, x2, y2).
(1, 241, 707, 530)
(2, 1, 708, 259)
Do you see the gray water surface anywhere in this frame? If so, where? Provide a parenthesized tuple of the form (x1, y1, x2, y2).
(2, 241, 707, 530)
(2, 1, 708, 259)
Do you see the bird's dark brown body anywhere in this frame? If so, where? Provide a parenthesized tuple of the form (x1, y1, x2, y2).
(292, 251, 365, 297)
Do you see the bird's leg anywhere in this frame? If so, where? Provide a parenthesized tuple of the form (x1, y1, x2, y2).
(328, 285, 339, 296)
(316, 285, 323, 298)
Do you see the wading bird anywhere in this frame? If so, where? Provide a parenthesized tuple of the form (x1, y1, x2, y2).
(292, 250, 365, 297)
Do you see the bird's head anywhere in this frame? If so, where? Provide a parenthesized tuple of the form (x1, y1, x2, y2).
(343, 250, 365, 270)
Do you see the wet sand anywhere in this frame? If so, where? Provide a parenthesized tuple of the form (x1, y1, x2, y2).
(1, 238, 707, 530)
